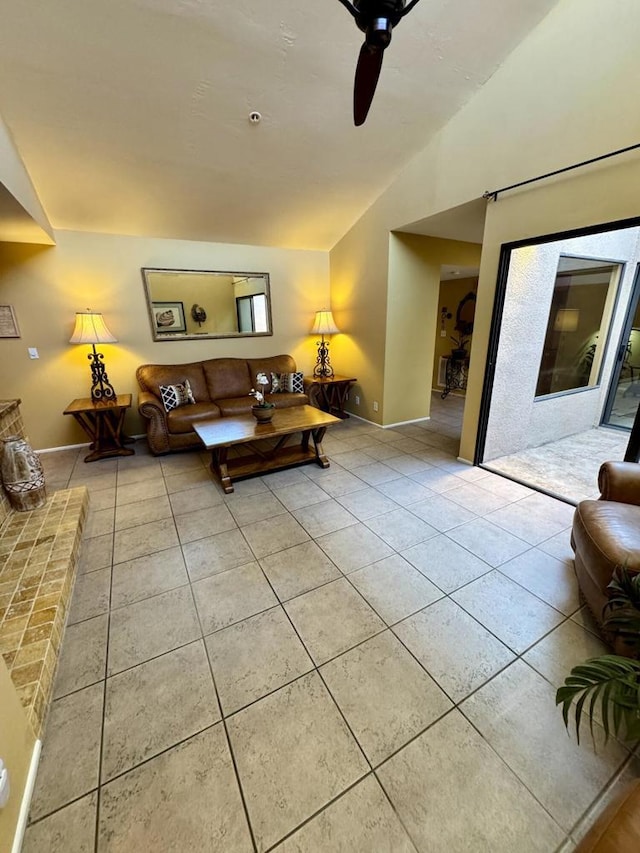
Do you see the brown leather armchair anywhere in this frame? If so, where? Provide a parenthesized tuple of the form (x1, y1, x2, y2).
(572, 461, 640, 634)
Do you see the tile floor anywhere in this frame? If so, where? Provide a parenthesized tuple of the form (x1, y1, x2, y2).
(22, 396, 639, 852)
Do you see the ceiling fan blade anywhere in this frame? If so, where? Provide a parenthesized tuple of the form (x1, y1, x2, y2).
(353, 42, 384, 126)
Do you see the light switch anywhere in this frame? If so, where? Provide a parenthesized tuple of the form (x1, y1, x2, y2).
(28, 348, 39, 359)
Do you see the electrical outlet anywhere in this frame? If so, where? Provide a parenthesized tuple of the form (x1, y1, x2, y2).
(373, 401, 379, 412)
(28, 347, 39, 359)
(354, 395, 360, 405)
(440, 330, 447, 337)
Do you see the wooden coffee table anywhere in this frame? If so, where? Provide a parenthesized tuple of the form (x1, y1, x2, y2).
(194, 405, 340, 493)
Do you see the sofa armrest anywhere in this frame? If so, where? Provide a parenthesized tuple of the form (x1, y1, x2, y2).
(598, 461, 640, 506)
(138, 391, 171, 455)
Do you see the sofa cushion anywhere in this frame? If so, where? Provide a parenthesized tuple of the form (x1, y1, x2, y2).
(215, 397, 255, 417)
(166, 402, 222, 434)
(159, 380, 196, 412)
(247, 355, 297, 387)
(202, 358, 252, 401)
(137, 363, 210, 403)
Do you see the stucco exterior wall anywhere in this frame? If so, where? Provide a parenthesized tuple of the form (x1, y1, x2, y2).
(483, 227, 640, 460)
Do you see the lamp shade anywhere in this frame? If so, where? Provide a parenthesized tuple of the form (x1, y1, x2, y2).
(69, 312, 117, 344)
(310, 310, 340, 336)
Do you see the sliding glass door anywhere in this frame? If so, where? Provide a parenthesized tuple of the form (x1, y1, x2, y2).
(602, 266, 640, 429)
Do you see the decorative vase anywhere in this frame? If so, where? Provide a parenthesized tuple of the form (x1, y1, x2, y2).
(1, 435, 47, 511)
(251, 405, 274, 424)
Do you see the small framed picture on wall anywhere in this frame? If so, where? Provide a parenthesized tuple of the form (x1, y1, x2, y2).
(0, 305, 20, 338)
(151, 301, 186, 335)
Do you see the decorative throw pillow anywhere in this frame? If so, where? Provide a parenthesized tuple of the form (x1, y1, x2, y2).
(270, 372, 283, 393)
(159, 379, 196, 412)
(271, 371, 304, 394)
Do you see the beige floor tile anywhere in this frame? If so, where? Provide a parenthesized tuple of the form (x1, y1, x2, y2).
(329, 449, 377, 470)
(114, 494, 172, 531)
(308, 469, 368, 498)
(30, 683, 103, 821)
(78, 533, 113, 573)
(351, 462, 402, 486)
(349, 554, 442, 625)
(115, 478, 167, 506)
(361, 441, 406, 461)
(68, 567, 111, 624)
(115, 464, 164, 487)
(175, 502, 236, 543)
(409, 494, 477, 532)
(23, 792, 97, 853)
(242, 513, 310, 558)
(226, 492, 288, 525)
(270, 775, 418, 852)
(84, 507, 115, 539)
(88, 487, 116, 510)
(376, 476, 434, 507)
(335, 487, 399, 521)
(452, 570, 564, 653)
(571, 755, 640, 845)
(486, 492, 576, 546)
(571, 605, 604, 638)
(182, 528, 255, 581)
(384, 455, 433, 475)
(260, 468, 311, 489)
(111, 546, 189, 608)
(192, 562, 278, 634)
(53, 614, 108, 698)
(445, 482, 512, 514)
(394, 598, 515, 702)
(206, 606, 313, 715)
(321, 631, 452, 765)
(284, 578, 385, 665)
(538, 528, 575, 562)
(164, 468, 213, 494)
(259, 540, 342, 600)
(98, 726, 252, 852)
(499, 548, 580, 615)
(102, 640, 220, 780)
(227, 672, 368, 851)
(401, 534, 491, 592)
(292, 500, 358, 539)
(112, 517, 179, 563)
(365, 508, 438, 551)
(270, 481, 331, 511)
(408, 468, 464, 493)
(378, 710, 564, 853)
(461, 660, 631, 832)
(160, 452, 206, 475)
(169, 482, 224, 515)
(523, 619, 609, 689)
(446, 517, 531, 566)
(108, 585, 201, 675)
(315, 523, 393, 574)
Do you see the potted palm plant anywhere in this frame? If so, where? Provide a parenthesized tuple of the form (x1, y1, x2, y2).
(556, 567, 640, 744)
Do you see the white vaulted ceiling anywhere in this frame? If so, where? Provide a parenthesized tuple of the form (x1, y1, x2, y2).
(0, 0, 560, 250)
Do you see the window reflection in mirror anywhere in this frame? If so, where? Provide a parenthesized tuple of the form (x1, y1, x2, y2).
(141, 268, 273, 341)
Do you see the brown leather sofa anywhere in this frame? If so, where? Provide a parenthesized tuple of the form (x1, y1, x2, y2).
(137, 354, 308, 454)
(572, 461, 640, 634)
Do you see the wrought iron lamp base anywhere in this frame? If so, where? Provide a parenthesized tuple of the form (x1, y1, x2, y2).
(88, 344, 116, 402)
(313, 336, 334, 378)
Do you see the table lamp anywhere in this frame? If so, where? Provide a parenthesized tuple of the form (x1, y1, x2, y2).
(69, 310, 118, 402)
(310, 309, 340, 378)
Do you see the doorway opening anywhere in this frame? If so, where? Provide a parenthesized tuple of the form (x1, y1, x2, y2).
(477, 220, 640, 503)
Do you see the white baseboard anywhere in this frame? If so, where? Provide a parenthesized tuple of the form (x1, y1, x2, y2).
(38, 434, 146, 454)
(347, 413, 432, 429)
(11, 739, 41, 853)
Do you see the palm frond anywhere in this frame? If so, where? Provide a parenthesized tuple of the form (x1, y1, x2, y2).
(556, 655, 640, 744)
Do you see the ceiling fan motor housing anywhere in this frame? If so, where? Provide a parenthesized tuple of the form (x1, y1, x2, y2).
(354, 0, 405, 45)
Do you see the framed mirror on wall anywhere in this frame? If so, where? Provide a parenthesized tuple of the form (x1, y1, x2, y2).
(141, 268, 273, 341)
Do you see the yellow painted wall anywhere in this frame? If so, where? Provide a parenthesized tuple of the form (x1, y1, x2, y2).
(432, 277, 478, 391)
(0, 657, 35, 852)
(383, 235, 481, 425)
(330, 0, 640, 453)
(0, 231, 329, 449)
